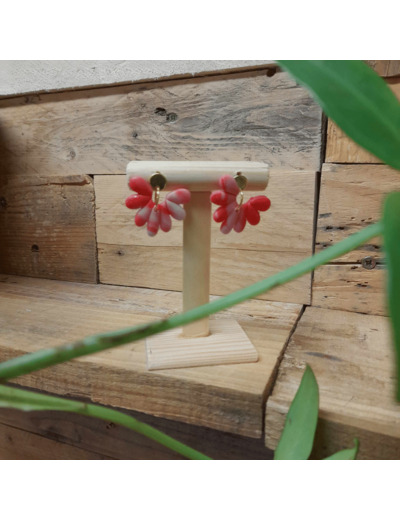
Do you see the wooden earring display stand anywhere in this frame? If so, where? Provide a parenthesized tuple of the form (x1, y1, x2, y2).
(126, 161, 269, 370)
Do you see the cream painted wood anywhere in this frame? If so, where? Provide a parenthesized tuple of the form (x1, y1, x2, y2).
(126, 161, 269, 191)
(146, 319, 258, 370)
(182, 192, 212, 337)
(129, 161, 269, 367)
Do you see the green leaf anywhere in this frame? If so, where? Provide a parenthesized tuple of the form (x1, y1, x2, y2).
(383, 192, 400, 400)
(274, 365, 319, 460)
(0, 385, 212, 460)
(324, 439, 359, 460)
(0, 384, 85, 412)
(278, 61, 400, 171)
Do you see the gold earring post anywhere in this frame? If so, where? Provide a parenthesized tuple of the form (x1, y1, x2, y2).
(150, 172, 167, 208)
(234, 172, 247, 211)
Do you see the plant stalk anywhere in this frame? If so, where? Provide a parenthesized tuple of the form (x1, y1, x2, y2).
(0, 384, 211, 460)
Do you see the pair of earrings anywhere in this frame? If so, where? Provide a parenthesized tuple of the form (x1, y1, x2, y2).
(125, 172, 271, 237)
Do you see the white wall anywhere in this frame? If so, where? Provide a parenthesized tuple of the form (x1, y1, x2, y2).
(0, 60, 273, 97)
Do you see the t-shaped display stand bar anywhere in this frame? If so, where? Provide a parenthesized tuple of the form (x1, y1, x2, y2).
(126, 161, 269, 370)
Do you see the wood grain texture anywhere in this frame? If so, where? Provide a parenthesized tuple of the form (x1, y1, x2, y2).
(182, 191, 211, 337)
(98, 244, 311, 305)
(126, 160, 269, 191)
(0, 175, 97, 283)
(0, 70, 323, 178)
(0, 275, 302, 438)
(325, 79, 400, 163)
(312, 264, 387, 316)
(311, 418, 400, 460)
(0, 420, 111, 459)
(265, 306, 400, 459)
(315, 164, 400, 263)
(366, 60, 400, 77)
(312, 164, 398, 316)
(0, 404, 273, 460)
(96, 171, 315, 254)
(95, 171, 315, 305)
(146, 319, 258, 370)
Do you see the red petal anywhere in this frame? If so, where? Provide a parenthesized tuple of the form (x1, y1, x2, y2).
(213, 206, 228, 223)
(233, 207, 246, 232)
(147, 208, 160, 237)
(166, 189, 191, 204)
(249, 195, 271, 212)
(219, 175, 240, 196)
(165, 200, 186, 220)
(129, 176, 153, 196)
(135, 200, 154, 226)
(125, 194, 151, 209)
(159, 210, 172, 232)
(210, 190, 236, 206)
(220, 209, 238, 234)
(158, 202, 169, 214)
(245, 202, 260, 225)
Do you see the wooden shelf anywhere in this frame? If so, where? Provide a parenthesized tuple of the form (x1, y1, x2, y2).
(0, 275, 302, 439)
(265, 306, 400, 459)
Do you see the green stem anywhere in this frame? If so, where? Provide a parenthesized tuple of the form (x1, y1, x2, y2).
(0, 221, 383, 381)
(0, 384, 211, 460)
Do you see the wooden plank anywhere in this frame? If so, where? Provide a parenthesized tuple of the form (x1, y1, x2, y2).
(0, 275, 302, 438)
(265, 306, 400, 459)
(311, 419, 400, 460)
(0, 420, 111, 459)
(0, 70, 323, 178)
(0, 175, 97, 283)
(98, 244, 311, 305)
(95, 171, 315, 305)
(146, 319, 259, 370)
(312, 264, 387, 316)
(366, 60, 400, 77)
(182, 190, 212, 337)
(325, 79, 400, 163)
(312, 164, 399, 315)
(325, 119, 379, 164)
(315, 164, 400, 263)
(0, 405, 273, 460)
(95, 171, 315, 254)
(126, 160, 270, 191)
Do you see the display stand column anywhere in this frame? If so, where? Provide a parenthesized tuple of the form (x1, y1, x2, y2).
(125, 161, 269, 370)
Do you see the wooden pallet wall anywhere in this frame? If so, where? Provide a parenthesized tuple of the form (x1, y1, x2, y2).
(95, 170, 315, 304)
(0, 60, 399, 460)
(312, 75, 400, 316)
(265, 61, 400, 458)
(265, 306, 400, 459)
(0, 174, 97, 282)
(0, 67, 323, 305)
(0, 402, 273, 460)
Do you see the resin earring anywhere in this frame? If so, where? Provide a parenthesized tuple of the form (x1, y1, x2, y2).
(210, 172, 271, 234)
(125, 173, 191, 237)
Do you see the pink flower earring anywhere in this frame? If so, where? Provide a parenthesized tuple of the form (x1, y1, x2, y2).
(125, 173, 191, 237)
(210, 173, 271, 234)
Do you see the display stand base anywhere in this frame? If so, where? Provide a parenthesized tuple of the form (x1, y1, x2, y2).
(146, 319, 258, 370)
